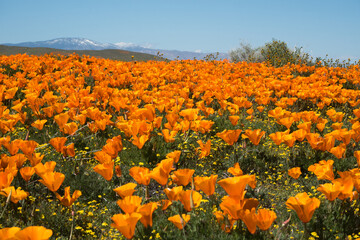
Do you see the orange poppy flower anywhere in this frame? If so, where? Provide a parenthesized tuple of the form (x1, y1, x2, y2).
(241, 208, 257, 234)
(116, 195, 143, 214)
(4, 87, 18, 100)
(38, 171, 65, 192)
(297, 121, 312, 133)
(103, 136, 123, 158)
(166, 150, 181, 164)
(197, 139, 211, 159)
(216, 129, 242, 146)
(111, 212, 142, 239)
(194, 175, 218, 196)
(291, 129, 307, 142)
(229, 115, 240, 126)
(18, 140, 38, 156)
(61, 122, 78, 135)
(20, 166, 35, 182)
(330, 144, 346, 159)
(288, 167, 301, 179)
(2, 139, 21, 156)
(158, 199, 172, 210)
(180, 120, 191, 132)
(164, 186, 183, 201)
(10, 153, 27, 169)
(75, 113, 87, 125)
(355, 151, 360, 167)
(213, 210, 236, 233)
(129, 166, 151, 186)
(31, 119, 47, 130)
(0, 227, 21, 239)
(323, 135, 336, 152)
(28, 153, 44, 167)
(316, 119, 328, 132)
(153, 116, 163, 129)
(54, 112, 69, 128)
(282, 134, 296, 148)
(148, 158, 174, 186)
(178, 190, 203, 212)
(132, 134, 149, 149)
(196, 120, 215, 134)
(12, 100, 24, 112)
(53, 102, 66, 114)
(3, 161, 17, 178)
(242, 129, 265, 146)
(0, 186, 29, 203)
(179, 108, 199, 121)
(115, 165, 122, 177)
(255, 208, 277, 231)
(161, 129, 178, 143)
(34, 161, 57, 178)
(246, 108, 254, 116)
(14, 226, 53, 240)
(306, 133, 324, 150)
(268, 107, 286, 119)
(317, 182, 343, 201)
(218, 175, 256, 200)
(42, 106, 54, 118)
(308, 160, 335, 181)
(172, 169, 195, 186)
(257, 106, 265, 112)
(220, 196, 259, 221)
(93, 161, 114, 181)
(49, 137, 67, 153)
(196, 100, 214, 117)
(278, 117, 295, 129)
(269, 130, 289, 145)
(94, 119, 108, 131)
(113, 183, 137, 199)
(165, 113, 179, 129)
(137, 202, 158, 228)
(227, 162, 243, 176)
(168, 214, 191, 230)
(63, 143, 75, 157)
(94, 151, 112, 164)
(331, 122, 343, 130)
(333, 176, 354, 200)
(286, 192, 320, 223)
(55, 186, 82, 207)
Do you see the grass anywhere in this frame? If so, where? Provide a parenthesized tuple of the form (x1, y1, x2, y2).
(0, 45, 165, 61)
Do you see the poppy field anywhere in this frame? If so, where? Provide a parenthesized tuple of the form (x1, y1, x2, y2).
(1, 53, 360, 239)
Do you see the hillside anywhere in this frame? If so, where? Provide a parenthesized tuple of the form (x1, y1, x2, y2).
(0, 45, 164, 61)
(3, 37, 230, 60)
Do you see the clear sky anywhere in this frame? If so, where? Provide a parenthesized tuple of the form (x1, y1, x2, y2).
(1, 0, 359, 60)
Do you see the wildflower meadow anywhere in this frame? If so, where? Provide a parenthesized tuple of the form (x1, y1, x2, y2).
(0, 53, 360, 239)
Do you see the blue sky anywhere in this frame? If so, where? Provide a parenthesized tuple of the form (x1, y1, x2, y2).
(1, 0, 359, 60)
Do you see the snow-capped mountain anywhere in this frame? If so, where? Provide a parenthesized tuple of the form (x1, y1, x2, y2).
(4, 38, 116, 50)
(2, 38, 229, 60)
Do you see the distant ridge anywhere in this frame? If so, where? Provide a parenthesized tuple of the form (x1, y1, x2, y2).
(2, 37, 229, 60)
(0, 45, 163, 62)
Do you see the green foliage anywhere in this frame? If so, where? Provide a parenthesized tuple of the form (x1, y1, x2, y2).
(1, 54, 360, 239)
(230, 39, 312, 67)
(229, 43, 265, 63)
(260, 39, 311, 67)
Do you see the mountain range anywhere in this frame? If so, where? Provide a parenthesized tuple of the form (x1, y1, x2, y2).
(3, 38, 229, 60)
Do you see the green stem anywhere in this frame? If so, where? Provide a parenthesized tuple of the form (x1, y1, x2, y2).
(69, 205, 75, 240)
(303, 222, 309, 240)
(0, 189, 12, 219)
(178, 214, 187, 240)
(135, 224, 146, 240)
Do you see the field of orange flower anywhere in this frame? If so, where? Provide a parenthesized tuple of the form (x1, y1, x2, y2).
(0, 53, 360, 239)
